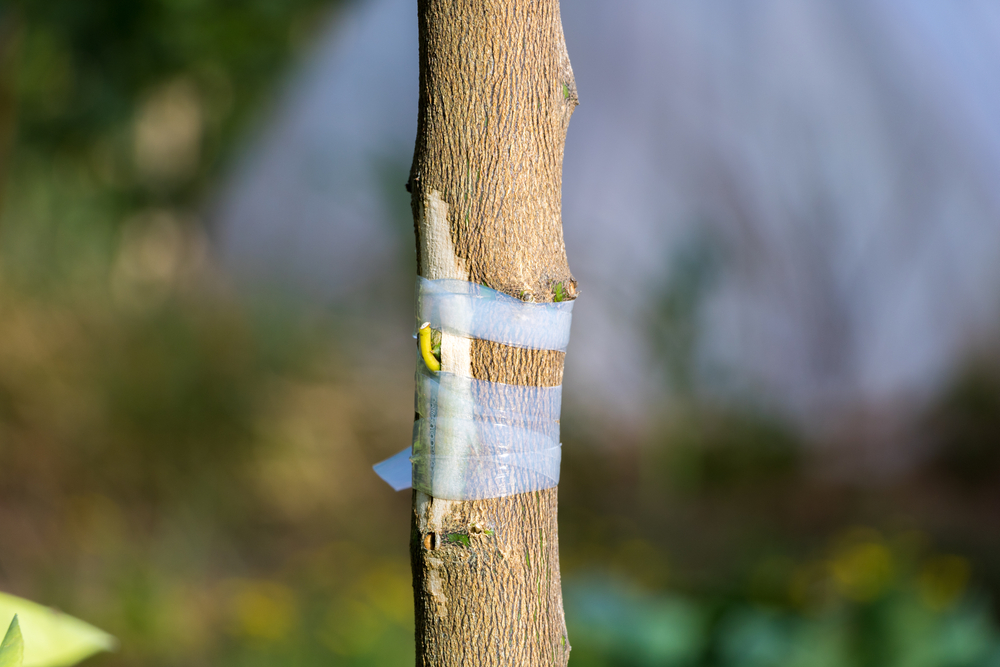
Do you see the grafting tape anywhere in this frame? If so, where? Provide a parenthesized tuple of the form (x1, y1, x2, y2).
(416, 277, 574, 352)
(373, 278, 574, 500)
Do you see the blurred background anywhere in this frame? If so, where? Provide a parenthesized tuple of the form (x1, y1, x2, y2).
(2, 0, 1000, 665)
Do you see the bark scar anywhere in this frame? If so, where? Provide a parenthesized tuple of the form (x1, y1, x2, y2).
(425, 556, 449, 617)
(420, 189, 467, 281)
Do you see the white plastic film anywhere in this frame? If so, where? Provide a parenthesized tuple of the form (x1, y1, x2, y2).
(416, 277, 574, 351)
(374, 278, 573, 499)
(372, 446, 414, 492)
(410, 368, 563, 500)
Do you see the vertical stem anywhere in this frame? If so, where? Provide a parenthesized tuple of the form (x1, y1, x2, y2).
(408, 0, 578, 665)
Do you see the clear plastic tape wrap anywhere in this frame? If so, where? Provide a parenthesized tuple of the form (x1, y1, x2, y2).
(373, 278, 574, 500)
(410, 369, 563, 500)
(417, 277, 574, 351)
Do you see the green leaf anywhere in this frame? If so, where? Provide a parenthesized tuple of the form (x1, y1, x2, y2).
(0, 593, 116, 667)
(0, 615, 24, 667)
(446, 533, 470, 548)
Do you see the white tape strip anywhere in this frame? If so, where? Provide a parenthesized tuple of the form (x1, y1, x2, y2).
(372, 446, 414, 492)
(417, 277, 574, 351)
(373, 278, 573, 499)
(410, 370, 563, 499)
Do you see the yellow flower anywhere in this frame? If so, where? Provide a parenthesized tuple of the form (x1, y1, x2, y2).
(229, 580, 298, 642)
(830, 530, 895, 602)
(918, 555, 970, 611)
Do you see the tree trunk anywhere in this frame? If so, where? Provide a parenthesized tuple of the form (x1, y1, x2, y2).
(407, 0, 578, 665)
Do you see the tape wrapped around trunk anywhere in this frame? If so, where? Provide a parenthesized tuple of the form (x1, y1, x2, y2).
(373, 278, 574, 499)
(416, 277, 574, 352)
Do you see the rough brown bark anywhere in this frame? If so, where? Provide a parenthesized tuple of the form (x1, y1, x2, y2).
(407, 0, 578, 665)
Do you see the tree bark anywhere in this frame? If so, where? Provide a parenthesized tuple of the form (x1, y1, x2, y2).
(407, 0, 578, 665)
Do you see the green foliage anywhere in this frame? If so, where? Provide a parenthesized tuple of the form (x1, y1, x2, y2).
(647, 229, 721, 393)
(0, 595, 115, 667)
(0, 3, 424, 666)
(10, 0, 332, 164)
(567, 581, 708, 667)
(446, 533, 471, 548)
(0, 616, 24, 667)
(567, 531, 1000, 667)
(653, 409, 801, 494)
(925, 360, 1000, 487)
(1, 0, 338, 290)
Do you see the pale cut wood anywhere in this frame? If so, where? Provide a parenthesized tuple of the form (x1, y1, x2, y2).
(407, 0, 578, 665)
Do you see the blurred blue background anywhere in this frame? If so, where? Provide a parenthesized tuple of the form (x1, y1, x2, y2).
(2, 0, 1000, 665)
